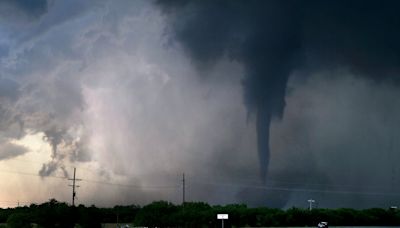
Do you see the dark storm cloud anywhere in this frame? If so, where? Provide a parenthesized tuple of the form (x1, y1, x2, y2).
(271, 73, 400, 208)
(0, 78, 19, 101)
(303, 0, 400, 79)
(157, 0, 303, 187)
(156, 0, 400, 207)
(0, 0, 48, 20)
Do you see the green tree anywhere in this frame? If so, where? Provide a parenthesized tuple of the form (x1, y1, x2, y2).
(134, 201, 178, 227)
(77, 205, 101, 228)
(6, 213, 32, 228)
(33, 199, 75, 228)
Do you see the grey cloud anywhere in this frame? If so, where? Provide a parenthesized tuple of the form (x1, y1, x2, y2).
(0, 0, 48, 21)
(267, 72, 400, 208)
(0, 78, 19, 101)
(0, 0, 93, 177)
(0, 141, 28, 160)
(39, 160, 69, 178)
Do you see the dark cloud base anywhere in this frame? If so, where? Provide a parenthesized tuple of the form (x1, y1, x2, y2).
(156, 0, 400, 207)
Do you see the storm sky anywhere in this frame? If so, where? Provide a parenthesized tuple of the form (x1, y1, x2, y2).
(0, 0, 400, 208)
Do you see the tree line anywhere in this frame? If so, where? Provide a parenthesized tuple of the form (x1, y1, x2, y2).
(0, 199, 399, 227)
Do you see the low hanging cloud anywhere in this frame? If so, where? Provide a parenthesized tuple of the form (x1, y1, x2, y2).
(0, 141, 28, 160)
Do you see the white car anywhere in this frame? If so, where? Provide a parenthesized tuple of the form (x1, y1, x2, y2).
(318, 221, 328, 228)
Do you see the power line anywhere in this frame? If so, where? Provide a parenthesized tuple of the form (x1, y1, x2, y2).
(0, 168, 179, 189)
(0, 169, 66, 179)
(188, 180, 400, 197)
(82, 179, 180, 189)
(12, 158, 396, 191)
(2, 167, 400, 197)
(5, 158, 105, 176)
(0, 200, 35, 205)
(186, 173, 400, 192)
(0, 166, 395, 193)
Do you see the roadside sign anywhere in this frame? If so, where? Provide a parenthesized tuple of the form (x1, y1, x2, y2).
(217, 214, 228, 219)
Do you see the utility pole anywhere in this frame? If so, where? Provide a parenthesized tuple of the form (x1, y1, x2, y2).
(308, 199, 315, 211)
(68, 168, 82, 206)
(182, 173, 185, 205)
